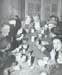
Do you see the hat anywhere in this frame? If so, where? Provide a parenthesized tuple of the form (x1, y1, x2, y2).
(51, 27, 62, 36)
(47, 20, 57, 25)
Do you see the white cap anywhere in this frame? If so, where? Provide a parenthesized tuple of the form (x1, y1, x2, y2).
(9, 20, 16, 26)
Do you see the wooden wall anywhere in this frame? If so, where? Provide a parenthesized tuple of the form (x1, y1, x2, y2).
(25, 0, 62, 21)
(0, 0, 25, 26)
(25, 0, 41, 16)
(0, 0, 62, 26)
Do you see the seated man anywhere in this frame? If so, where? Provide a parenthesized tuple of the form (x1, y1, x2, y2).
(33, 15, 41, 32)
(25, 16, 32, 33)
(50, 37, 62, 64)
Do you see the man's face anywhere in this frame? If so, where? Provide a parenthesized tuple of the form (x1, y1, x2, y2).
(48, 17, 57, 30)
(53, 39, 62, 51)
(50, 17, 57, 24)
(33, 16, 39, 22)
(50, 17, 56, 21)
(25, 16, 31, 24)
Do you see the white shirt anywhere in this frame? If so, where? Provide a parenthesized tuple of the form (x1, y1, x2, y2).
(50, 49, 56, 61)
(34, 22, 40, 31)
(57, 51, 62, 64)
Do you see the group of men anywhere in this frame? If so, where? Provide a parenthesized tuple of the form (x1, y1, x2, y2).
(0, 15, 62, 75)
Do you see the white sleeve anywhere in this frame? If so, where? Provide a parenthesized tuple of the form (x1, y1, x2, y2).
(50, 49, 56, 60)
